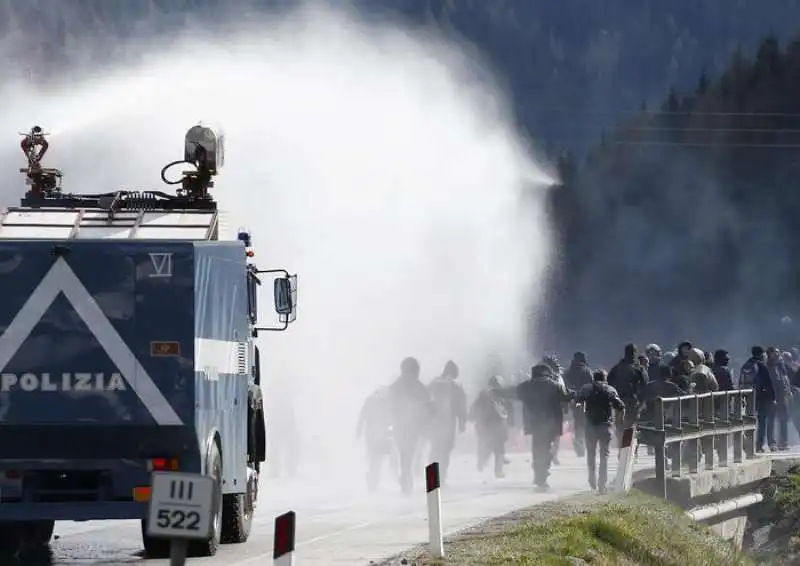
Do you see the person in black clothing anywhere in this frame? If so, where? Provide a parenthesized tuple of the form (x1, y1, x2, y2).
(356, 386, 395, 492)
(645, 344, 671, 383)
(516, 363, 571, 491)
(669, 341, 695, 372)
(711, 350, 735, 391)
(427, 360, 468, 484)
(564, 352, 593, 457)
(575, 369, 625, 493)
(607, 343, 648, 448)
(671, 359, 694, 393)
(469, 376, 514, 478)
(766, 346, 793, 450)
(388, 356, 432, 494)
(741, 346, 777, 452)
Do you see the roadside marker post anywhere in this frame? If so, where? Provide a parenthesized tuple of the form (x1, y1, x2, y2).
(613, 427, 637, 493)
(274, 511, 296, 566)
(146, 471, 217, 566)
(425, 462, 444, 558)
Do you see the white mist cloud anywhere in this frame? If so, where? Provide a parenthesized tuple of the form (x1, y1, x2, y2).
(0, 5, 553, 477)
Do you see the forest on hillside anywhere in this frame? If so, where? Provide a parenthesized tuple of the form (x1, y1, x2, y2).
(544, 35, 800, 360)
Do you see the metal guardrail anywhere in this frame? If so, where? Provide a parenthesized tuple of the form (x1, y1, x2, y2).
(636, 389, 758, 499)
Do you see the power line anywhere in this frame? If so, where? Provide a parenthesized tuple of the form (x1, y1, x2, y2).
(610, 140, 800, 148)
(530, 106, 800, 118)
(626, 126, 800, 134)
(549, 126, 800, 134)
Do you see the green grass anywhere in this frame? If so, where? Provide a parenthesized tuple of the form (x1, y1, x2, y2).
(410, 491, 750, 566)
(769, 468, 800, 513)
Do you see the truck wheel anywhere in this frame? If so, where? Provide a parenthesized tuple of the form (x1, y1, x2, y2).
(189, 441, 223, 557)
(141, 521, 171, 558)
(0, 523, 22, 556)
(221, 468, 255, 543)
(28, 520, 54, 546)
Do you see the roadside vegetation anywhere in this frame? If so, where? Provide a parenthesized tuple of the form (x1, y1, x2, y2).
(389, 491, 749, 566)
(746, 462, 800, 565)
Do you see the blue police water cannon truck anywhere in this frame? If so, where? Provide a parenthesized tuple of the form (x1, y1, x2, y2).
(0, 124, 297, 557)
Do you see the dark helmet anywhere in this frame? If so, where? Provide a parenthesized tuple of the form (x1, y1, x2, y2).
(624, 343, 638, 359)
(442, 360, 459, 378)
(400, 357, 420, 376)
(531, 363, 554, 379)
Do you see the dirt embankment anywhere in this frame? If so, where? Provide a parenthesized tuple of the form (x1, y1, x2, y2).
(745, 461, 800, 565)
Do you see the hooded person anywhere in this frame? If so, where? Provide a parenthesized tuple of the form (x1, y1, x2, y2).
(469, 375, 514, 478)
(564, 352, 593, 457)
(607, 343, 649, 448)
(669, 341, 695, 373)
(426, 360, 468, 484)
(541, 354, 568, 465)
(575, 369, 626, 493)
(356, 386, 395, 492)
(740, 346, 777, 452)
(516, 364, 571, 490)
(691, 359, 719, 394)
(388, 357, 432, 494)
(712, 350, 735, 391)
(689, 347, 706, 367)
(645, 344, 670, 382)
(766, 346, 793, 451)
(671, 359, 695, 393)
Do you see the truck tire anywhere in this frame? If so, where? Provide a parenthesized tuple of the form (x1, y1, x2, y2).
(141, 521, 171, 558)
(0, 520, 53, 557)
(221, 469, 255, 544)
(28, 520, 54, 546)
(189, 440, 223, 557)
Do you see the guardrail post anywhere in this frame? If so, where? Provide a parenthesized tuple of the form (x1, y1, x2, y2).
(743, 390, 756, 459)
(685, 396, 700, 473)
(653, 398, 667, 498)
(716, 391, 730, 467)
(668, 397, 682, 477)
(700, 394, 715, 471)
(732, 390, 744, 463)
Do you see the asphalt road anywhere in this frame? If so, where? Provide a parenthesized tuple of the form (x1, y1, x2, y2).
(32, 447, 657, 566)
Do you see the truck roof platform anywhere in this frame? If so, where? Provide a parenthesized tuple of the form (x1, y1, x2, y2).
(0, 207, 222, 240)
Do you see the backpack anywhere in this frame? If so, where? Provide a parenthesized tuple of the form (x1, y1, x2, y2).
(739, 360, 758, 389)
(583, 383, 612, 425)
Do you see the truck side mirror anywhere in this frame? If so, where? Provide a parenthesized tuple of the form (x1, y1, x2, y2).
(254, 270, 297, 333)
(274, 277, 294, 316)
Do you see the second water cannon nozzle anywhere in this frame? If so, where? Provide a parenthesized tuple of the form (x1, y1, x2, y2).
(20, 125, 50, 167)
